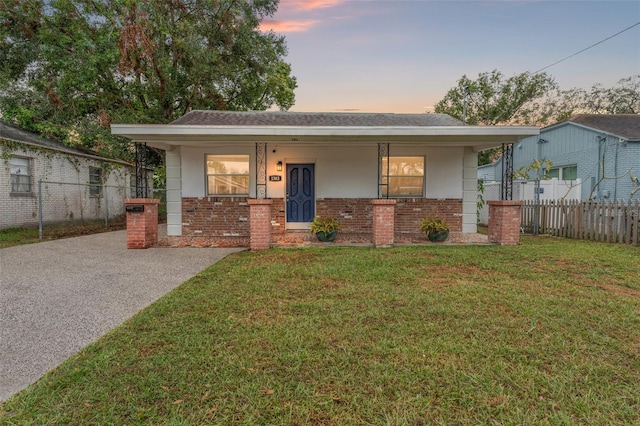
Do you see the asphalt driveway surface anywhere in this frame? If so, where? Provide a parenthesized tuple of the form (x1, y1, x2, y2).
(0, 228, 244, 401)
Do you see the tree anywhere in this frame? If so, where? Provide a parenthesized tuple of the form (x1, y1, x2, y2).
(574, 75, 640, 115)
(0, 0, 297, 159)
(435, 71, 638, 166)
(434, 69, 557, 126)
(527, 75, 640, 126)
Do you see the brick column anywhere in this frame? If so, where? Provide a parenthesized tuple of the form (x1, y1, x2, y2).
(488, 200, 523, 246)
(372, 199, 397, 247)
(124, 198, 160, 249)
(248, 199, 273, 250)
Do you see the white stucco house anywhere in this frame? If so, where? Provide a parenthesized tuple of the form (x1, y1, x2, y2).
(112, 111, 538, 247)
(1, 120, 137, 229)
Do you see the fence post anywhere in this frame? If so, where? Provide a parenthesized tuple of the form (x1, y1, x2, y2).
(103, 183, 108, 227)
(38, 180, 43, 240)
(533, 179, 540, 235)
(633, 200, 640, 245)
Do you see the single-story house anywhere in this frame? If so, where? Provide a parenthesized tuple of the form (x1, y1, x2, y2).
(1, 120, 139, 229)
(509, 114, 640, 201)
(112, 111, 538, 247)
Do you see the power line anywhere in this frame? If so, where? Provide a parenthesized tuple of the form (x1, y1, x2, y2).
(532, 21, 640, 75)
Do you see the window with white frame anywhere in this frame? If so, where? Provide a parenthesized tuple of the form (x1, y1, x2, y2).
(89, 166, 102, 196)
(548, 165, 577, 181)
(10, 156, 32, 193)
(381, 156, 425, 197)
(206, 155, 250, 195)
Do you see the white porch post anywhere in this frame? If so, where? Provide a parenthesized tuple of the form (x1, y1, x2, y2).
(462, 147, 478, 233)
(165, 147, 183, 236)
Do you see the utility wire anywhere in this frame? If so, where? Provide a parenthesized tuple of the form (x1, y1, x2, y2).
(532, 21, 640, 74)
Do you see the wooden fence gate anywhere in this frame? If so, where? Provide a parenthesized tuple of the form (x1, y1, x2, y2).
(522, 199, 640, 245)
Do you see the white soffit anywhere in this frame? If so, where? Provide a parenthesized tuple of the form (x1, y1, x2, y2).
(111, 124, 539, 150)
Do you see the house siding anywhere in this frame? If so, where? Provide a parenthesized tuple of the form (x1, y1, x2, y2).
(1, 141, 134, 229)
(513, 124, 640, 201)
(179, 145, 464, 201)
(478, 163, 497, 181)
(166, 143, 470, 240)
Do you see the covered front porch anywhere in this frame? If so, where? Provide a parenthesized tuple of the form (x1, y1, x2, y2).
(112, 111, 536, 249)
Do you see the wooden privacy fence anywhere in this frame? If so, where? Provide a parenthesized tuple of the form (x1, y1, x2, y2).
(522, 199, 640, 245)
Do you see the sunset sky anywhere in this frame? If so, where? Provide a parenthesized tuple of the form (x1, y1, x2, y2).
(260, 0, 640, 113)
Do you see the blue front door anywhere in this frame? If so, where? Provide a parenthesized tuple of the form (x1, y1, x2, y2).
(286, 164, 315, 222)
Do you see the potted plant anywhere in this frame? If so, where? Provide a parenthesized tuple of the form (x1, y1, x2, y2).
(309, 216, 340, 242)
(420, 216, 450, 242)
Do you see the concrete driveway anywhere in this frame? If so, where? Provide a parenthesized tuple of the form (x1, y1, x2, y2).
(0, 228, 244, 401)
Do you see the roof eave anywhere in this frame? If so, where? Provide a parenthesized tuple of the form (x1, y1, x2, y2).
(543, 120, 637, 141)
(1, 136, 132, 166)
(111, 124, 539, 150)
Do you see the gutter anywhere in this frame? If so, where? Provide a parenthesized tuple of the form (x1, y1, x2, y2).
(0, 137, 133, 167)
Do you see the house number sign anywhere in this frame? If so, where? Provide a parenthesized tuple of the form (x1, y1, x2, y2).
(269, 175, 282, 181)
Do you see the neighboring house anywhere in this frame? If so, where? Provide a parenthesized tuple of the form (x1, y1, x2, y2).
(477, 161, 499, 182)
(1, 120, 137, 229)
(512, 114, 640, 201)
(112, 111, 538, 246)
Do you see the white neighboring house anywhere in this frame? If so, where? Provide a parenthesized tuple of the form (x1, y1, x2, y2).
(1, 120, 137, 229)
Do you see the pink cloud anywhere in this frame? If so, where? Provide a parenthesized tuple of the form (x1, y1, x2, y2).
(260, 20, 319, 33)
(262, 0, 344, 33)
(280, 0, 343, 11)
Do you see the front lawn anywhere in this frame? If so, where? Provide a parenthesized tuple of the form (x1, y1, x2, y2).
(2, 237, 639, 424)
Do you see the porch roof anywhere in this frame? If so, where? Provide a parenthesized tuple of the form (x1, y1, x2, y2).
(111, 111, 539, 151)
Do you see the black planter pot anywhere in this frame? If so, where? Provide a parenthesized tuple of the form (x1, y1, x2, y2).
(316, 230, 338, 242)
(427, 229, 449, 242)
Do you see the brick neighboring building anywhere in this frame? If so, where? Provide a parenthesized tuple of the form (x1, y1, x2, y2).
(1, 120, 139, 229)
(113, 111, 539, 248)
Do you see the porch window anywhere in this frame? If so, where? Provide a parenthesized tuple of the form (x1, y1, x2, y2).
(206, 155, 250, 195)
(382, 156, 424, 197)
(548, 165, 577, 181)
(10, 156, 32, 193)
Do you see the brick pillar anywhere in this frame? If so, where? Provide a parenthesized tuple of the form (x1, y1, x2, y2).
(488, 200, 523, 246)
(372, 199, 397, 247)
(248, 199, 273, 250)
(124, 198, 160, 249)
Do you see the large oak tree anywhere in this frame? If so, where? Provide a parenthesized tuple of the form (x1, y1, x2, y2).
(528, 75, 640, 126)
(434, 69, 557, 126)
(434, 70, 557, 165)
(0, 0, 297, 158)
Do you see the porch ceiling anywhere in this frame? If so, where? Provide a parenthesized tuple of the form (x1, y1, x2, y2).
(111, 124, 539, 152)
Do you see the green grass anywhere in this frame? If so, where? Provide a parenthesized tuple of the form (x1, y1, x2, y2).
(0, 218, 126, 249)
(2, 236, 640, 425)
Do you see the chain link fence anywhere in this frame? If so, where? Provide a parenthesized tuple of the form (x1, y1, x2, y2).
(36, 180, 137, 238)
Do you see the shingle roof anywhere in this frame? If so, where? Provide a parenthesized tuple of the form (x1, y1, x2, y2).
(171, 110, 464, 127)
(563, 114, 640, 140)
(0, 120, 122, 160)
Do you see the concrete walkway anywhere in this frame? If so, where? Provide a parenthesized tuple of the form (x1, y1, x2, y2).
(0, 228, 244, 401)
